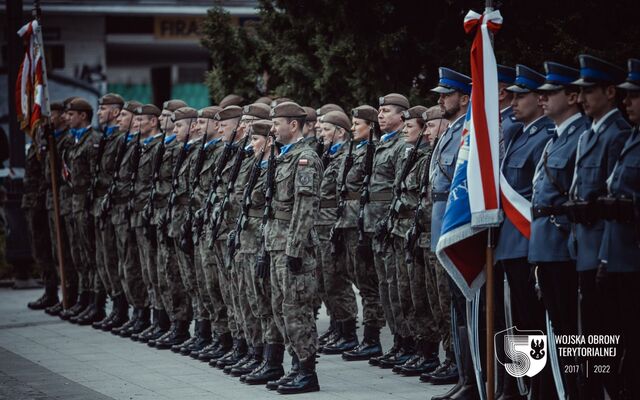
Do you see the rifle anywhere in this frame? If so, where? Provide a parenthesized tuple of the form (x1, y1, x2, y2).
(377, 126, 427, 246)
(179, 124, 209, 253)
(158, 120, 193, 243)
(255, 133, 277, 279)
(208, 132, 252, 249)
(356, 126, 376, 251)
(320, 127, 337, 168)
(142, 117, 169, 239)
(194, 120, 240, 244)
(85, 125, 109, 212)
(124, 126, 143, 235)
(330, 134, 354, 255)
(228, 137, 268, 259)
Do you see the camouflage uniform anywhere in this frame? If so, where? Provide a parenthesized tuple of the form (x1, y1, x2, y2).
(363, 129, 407, 336)
(264, 140, 322, 360)
(93, 128, 125, 299)
(110, 133, 148, 309)
(315, 143, 357, 322)
(133, 133, 163, 310)
(194, 138, 230, 336)
(154, 135, 192, 322)
(65, 127, 101, 295)
(335, 141, 386, 330)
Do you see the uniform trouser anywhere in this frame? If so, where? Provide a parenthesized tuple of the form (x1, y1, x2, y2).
(391, 235, 417, 339)
(269, 248, 318, 360)
(502, 258, 557, 400)
(136, 226, 160, 310)
(63, 215, 84, 295)
(113, 222, 148, 308)
(71, 210, 94, 293)
(212, 239, 242, 338)
(26, 207, 56, 290)
(423, 247, 452, 355)
(196, 240, 230, 335)
(97, 219, 123, 298)
(344, 229, 386, 329)
(156, 233, 191, 322)
(174, 239, 207, 320)
(48, 211, 77, 294)
(614, 272, 640, 400)
(373, 234, 405, 337)
(578, 269, 621, 399)
(234, 252, 264, 347)
(536, 261, 579, 400)
(316, 225, 357, 322)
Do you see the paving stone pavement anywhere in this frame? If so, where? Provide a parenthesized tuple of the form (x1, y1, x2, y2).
(0, 288, 454, 400)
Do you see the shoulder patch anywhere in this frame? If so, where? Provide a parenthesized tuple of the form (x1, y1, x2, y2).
(298, 158, 308, 166)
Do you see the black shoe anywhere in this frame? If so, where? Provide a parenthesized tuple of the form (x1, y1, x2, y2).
(45, 302, 63, 316)
(113, 308, 139, 336)
(369, 334, 400, 366)
(322, 319, 359, 355)
(70, 303, 95, 324)
(428, 359, 460, 385)
(276, 355, 320, 394)
(126, 307, 150, 336)
(77, 291, 107, 326)
(243, 344, 285, 385)
(399, 340, 440, 376)
(101, 295, 129, 331)
(433, 326, 478, 400)
(140, 309, 169, 342)
(393, 354, 421, 374)
(379, 336, 415, 369)
(343, 325, 382, 361)
(60, 291, 90, 321)
(232, 345, 263, 377)
(318, 319, 336, 346)
(224, 349, 253, 375)
(181, 320, 212, 355)
(174, 335, 199, 353)
(28, 291, 59, 310)
(266, 353, 298, 390)
(155, 320, 190, 350)
(148, 324, 175, 348)
(214, 338, 247, 369)
(198, 332, 232, 362)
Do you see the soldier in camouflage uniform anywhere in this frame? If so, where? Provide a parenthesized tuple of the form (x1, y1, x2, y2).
(25, 128, 56, 310)
(264, 102, 322, 394)
(340, 105, 387, 362)
(59, 98, 102, 323)
(314, 111, 359, 356)
(366, 94, 412, 367)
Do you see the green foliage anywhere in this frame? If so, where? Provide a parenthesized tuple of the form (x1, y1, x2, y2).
(202, 0, 640, 110)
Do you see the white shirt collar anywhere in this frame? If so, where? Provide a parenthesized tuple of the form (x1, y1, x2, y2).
(500, 106, 512, 114)
(448, 113, 466, 129)
(555, 113, 582, 137)
(591, 108, 617, 133)
(523, 115, 546, 133)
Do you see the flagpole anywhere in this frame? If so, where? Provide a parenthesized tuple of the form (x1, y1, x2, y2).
(32, 0, 68, 309)
(484, 0, 496, 399)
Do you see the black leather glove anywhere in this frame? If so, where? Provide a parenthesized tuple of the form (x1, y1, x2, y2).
(227, 230, 237, 250)
(286, 255, 303, 275)
(595, 262, 608, 292)
(255, 252, 271, 279)
(329, 227, 344, 256)
(374, 219, 388, 241)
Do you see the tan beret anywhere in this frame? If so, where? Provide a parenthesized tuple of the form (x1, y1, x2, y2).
(66, 98, 93, 112)
(172, 107, 198, 122)
(320, 111, 351, 131)
(50, 101, 64, 111)
(162, 99, 188, 112)
(219, 94, 245, 108)
(63, 96, 79, 108)
(242, 103, 271, 119)
(270, 101, 307, 118)
(422, 106, 445, 122)
(316, 103, 345, 116)
(270, 97, 293, 108)
(402, 105, 428, 121)
(99, 93, 124, 106)
(254, 96, 273, 105)
(249, 120, 273, 137)
(351, 105, 378, 123)
(379, 93, 410, 109)
(123, 101, 142, 113)
(303, 107, 317, 122)
(198, 106, 223, 119)
(215, 105, 243, 121)
(136, 104, 161, 117)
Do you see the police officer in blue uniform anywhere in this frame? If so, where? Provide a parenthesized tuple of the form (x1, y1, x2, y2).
(427, 67, 475, 400)
(529, 61, 587, 400)
(598, 58, 640, 400)
(568, 55, 631, 399)
(498, 65, 518, 146)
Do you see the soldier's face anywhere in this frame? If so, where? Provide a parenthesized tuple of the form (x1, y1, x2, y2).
(50, 110, 66, 130)
(302, 121, 314, 138)
(540, 90, 576, 122)
(251, 134, 267, 160)
(511, 92, 542, 123)
(320, 122, 338, 146)
(220, 118, 240, 143)
(66, 110, 84, 129)
(578, 85, 616, 119)
(271, 117, 298, 144)
(623, 90, 640, 125)
(137, 115, 156, 136)
(117, 110, 134, 132)
(159, 110, 175, 133)
(439, 92, 463, 120)
(352, 117, 369, 141)
(378, 105, 403, 133)
(97, 104, 119, 126)
(402, 119, 422, 145)
(425, 118, 448, 146)
(174, 120, 190, 142)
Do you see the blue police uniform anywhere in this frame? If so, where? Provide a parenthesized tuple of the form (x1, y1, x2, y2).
(498, 65, 519, 146)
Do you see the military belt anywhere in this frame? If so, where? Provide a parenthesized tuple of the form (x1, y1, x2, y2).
(531, 206, 565, 219)
(174, 195, 189, 206)
(431, 191, 449, 202)
(397, 209, 415, 219)
(247, 207, 265, 218)
(273, 210, 292, 221)
(94, 188, 108, 197)
(597, 196, 636, 223)
(72, 186, 89, 195)
(369, 191, 393, 202)
(320, 199, 338, 209)
(343, 191, 360, 200)
(562, 200, 597, 224)
(113, 197, 128, 206)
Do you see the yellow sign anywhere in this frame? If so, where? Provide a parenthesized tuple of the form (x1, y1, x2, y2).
(154, 17, 205, 40)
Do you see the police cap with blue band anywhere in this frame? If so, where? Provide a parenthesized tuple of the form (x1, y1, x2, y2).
(537, 62, 580, 92)
(431, 67, 472, 95)
(572, 55, 625, 87)
(497, 65, 516, 85)
(506, 64, 545, 93)
(618, 59, 640, 91)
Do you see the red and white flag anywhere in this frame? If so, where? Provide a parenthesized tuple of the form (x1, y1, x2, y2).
(16, 20, 50, 138)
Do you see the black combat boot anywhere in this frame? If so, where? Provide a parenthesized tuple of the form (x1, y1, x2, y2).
(113, 307, 139, 336)
(148, 322, 175, 348)
(276, 354, 320, 394)
(244, 343, 285, 385)
(28, 285, 59, 310)
(319, 321, 342, 353)
(132, 308, 158, 341)
(198, 332, 232, 362)
(343, 325, 383, 361)
(141, 309, 170, 343)
(266, 353, 298, 390)
(214, 338, 247, 369)
(77, 291, 107, 326)
(234, 344, 264, 378)
(60, 290, 89, 321)
(431, 327, 479, 400)
(174, 320, 200, 353)
(421, 355, 458, 383)
(399, 340, 440, 376)
(318, 319, 336, 346)
(181, 320, 212, 355)
(93, 295, 118, 330)
(45, 301, 63, 316)
(379, 336, 416, 368)
(125, 306, 150, 336)
(369, 333, 400, 366)
(155, 320, 190, 350)
(101, 294, 129, 332)
(224, 345, 253, 374)
(322, 319, 359, 355)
